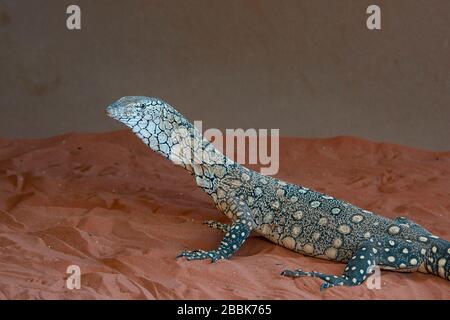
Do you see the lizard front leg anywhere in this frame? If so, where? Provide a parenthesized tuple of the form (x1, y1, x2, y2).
(203, 220, 231, 233)
(177, 203, 254, 262)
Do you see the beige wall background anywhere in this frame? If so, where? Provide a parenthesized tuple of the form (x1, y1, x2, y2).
(0, 0, 449, 150)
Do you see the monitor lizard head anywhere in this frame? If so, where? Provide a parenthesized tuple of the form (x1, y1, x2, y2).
(106, 96, 165, 127)
(106, 96, 200, 164)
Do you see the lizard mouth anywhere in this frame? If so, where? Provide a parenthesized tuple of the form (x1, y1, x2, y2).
(105, 105, 118, 119)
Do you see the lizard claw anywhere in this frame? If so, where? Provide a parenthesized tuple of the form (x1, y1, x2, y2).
(281, 269, 309, 277)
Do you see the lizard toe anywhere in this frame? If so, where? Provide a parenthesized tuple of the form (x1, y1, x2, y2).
(176, 249, 225, 262)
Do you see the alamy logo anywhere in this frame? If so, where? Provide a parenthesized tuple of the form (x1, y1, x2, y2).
(366, 265, 381, 289)
(168, 121, 280, 176)
(66, 5, 81, 30)
(66, 265, 81, 289)
(366, 5, 381, 30)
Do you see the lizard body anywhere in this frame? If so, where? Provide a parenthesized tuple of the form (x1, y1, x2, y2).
(107, 96, 450, 290)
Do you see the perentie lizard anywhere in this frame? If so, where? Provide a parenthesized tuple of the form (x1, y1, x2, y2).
(106, 96, 450, 290)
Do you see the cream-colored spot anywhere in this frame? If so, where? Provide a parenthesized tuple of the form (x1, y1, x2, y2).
(231, 179, 242, 187)
(241, 173, 250, 181)
(338, 224, 351, 235)
(388, 226, 400, 235)
(421, 248, 427, 255)
(290, 196, 298, 203)
(447, 248, 450, 254)
(247, 197, 254, 206)
(293, 211, 303, 220)
(389, 240, 395, 246)
(333, 238, 342, 248)
(310, 201, 321, 208)
(282, 237, 296, 250)
(322, 195, 334, 200)
(438, 258, 446, 267)
(399, 263, 406, 268)
(303, 244, 314, 254)
(351, 215, 364, 223)
(263, 213, 273, 223)
(213, 166, 226, 178)
(318, 217, 328, 226)
(331, 208, 341, 214)
(418, 263, 427, 273)
(196, 176, 211, 188)
(261, 224, 271, 235)
(271, 201, 280, 209)
(432, 246, 437, 253)
(325, 247, 337, 259)
(291, 226, 301, 237)
(217, 188, 226, 199)
(276, 189, 285, 197)
(255, 187, 262, 196)
(387, 256, 395, 262)
(438, 267, 445, 278)
(402, 248, 409, 254)
(278, 181, 287, 186)
(410, 258, 418, 265)
(298, 189, 307, 194)
(220, 202, 228, 211)
(312, 232, 321, 240)
(363, 231, 371, 239)
(372, 248, 377, 254)
(418, 236, 428, 242)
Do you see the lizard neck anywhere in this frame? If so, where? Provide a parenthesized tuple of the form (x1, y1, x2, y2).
(132, 107, 234, 194)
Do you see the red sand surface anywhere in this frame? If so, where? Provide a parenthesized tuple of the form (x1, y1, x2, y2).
(0, 130, 449, 299)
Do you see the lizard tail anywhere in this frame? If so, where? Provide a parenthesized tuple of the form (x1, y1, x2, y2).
(422, 237, 450, 280)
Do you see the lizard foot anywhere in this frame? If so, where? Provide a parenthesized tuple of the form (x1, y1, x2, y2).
(176, 249, 226, 263)
(177, 206, 253, 264)
(281, 269, 351, 291)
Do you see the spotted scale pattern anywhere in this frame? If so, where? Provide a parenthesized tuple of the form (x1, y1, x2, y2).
(107, 96, 450, 289)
